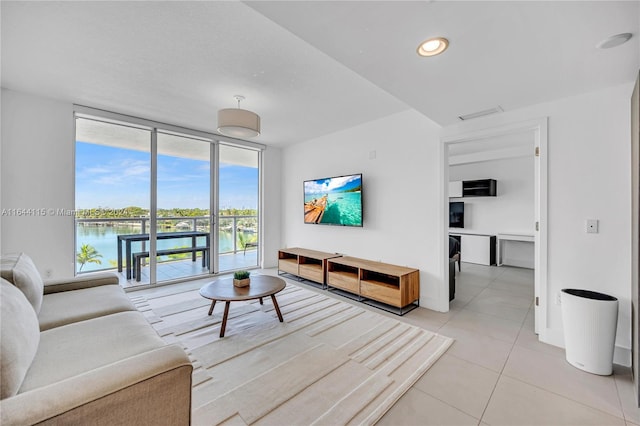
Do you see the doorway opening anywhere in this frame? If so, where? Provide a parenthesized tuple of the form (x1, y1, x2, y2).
(442, 118, 548, 340)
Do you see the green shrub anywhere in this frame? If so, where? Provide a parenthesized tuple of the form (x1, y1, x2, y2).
(234, 270, 250, 280)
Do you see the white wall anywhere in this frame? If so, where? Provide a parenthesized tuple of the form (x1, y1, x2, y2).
(1, 88, 284, 279)
(450, 156, 535, 235)
(442, 83, 634, 364)
(281, 83, 632, 363)
(261, 145, 282, 268)
(1, 89, 75, 277)
(281, 109, 447, 311)
(450, 156, 535, 268)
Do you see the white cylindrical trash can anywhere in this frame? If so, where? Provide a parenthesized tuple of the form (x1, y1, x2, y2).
(561, 289, 618, 375)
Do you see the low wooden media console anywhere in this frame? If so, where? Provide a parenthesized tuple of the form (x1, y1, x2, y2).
(278, 248, 420, 315)
(327, 257, 419, 314)
(277, 248, 341, 286)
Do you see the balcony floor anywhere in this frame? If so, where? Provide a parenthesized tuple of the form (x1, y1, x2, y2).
(116, 250, 258, 289)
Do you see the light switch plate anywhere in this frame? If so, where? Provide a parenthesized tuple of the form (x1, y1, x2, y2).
(586, 219, 599, 233)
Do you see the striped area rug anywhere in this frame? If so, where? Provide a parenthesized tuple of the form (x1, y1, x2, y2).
(129, 274, 453, 426)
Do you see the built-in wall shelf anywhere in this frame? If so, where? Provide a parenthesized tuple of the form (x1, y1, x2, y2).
(462, 179, 497, 197)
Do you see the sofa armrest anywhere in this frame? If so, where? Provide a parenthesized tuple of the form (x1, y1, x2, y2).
(43, 272, 120, 294)
(1, 344, 192, 426)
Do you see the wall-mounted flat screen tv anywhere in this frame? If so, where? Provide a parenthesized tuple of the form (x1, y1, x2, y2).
(449, 201, 464, 228)
(304, 173, 363, 226)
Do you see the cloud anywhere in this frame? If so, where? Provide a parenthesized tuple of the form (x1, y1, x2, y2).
(304, 175, 359, 194)
(79, 159, 150, 185)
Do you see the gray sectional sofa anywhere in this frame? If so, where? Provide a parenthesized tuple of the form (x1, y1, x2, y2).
(0, 253, 192, 425)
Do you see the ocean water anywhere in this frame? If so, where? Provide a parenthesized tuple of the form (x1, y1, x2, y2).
(304, 191, 362, 226)
(75, 225, 251, 273)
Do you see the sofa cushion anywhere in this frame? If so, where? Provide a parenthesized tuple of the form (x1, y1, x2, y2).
(43, 272, 120, 294)
(19, 311, 166, 393)
(39, 284, 136, 331)
(1, 253, 44, 314)
(0, 279, 40, 398)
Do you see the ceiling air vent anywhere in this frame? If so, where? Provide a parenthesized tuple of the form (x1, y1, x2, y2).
(458, 106, 503, 121)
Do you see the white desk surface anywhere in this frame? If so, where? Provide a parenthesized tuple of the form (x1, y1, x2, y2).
(497, 233, 534, 242)
(497, 233, 534, 266)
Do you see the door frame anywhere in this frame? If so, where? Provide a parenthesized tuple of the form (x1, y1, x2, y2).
(441, 117, 548, 340)
(630, 72, 639, 406)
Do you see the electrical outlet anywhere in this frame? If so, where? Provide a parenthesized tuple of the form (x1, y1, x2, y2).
(556, 292, 562, 305)
(586, 219, 599, 234)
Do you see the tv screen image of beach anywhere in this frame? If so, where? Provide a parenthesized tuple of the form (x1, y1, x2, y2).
(303, 174, 363, 226)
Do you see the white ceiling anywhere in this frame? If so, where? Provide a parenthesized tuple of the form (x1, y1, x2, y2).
(2, 1, 639, 148)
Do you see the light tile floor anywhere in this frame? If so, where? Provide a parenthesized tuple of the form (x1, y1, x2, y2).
(129, 263, 639, 425)
(376, 262, 639, 426)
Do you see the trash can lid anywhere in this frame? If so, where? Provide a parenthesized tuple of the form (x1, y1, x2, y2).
(561, 288, 617, 301)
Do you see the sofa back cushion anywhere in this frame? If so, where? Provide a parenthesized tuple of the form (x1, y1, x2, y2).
(1, 279, 40, 398)
(1, 253, 44, 314)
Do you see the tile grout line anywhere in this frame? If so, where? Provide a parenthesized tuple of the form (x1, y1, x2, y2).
(496, 311, 628, 423)
(406, 385, 483, 425)
(476, 303, 534, 425)
(612, 369, 633, 423)
(461, 265, 530, 424)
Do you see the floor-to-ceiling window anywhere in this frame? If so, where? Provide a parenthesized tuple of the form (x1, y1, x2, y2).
(74, 109, 262, 287)
(75, 117, 152, 282)
(152, 131, 213, 284)
(218, 145, 260, 272)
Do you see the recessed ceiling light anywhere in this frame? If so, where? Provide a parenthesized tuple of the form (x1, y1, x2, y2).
(417, 37, 449, 57)
(596, 33, 632, 49)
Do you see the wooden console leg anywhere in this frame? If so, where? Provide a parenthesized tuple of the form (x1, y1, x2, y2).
(220, 301, 231, 337)
(208, 300, 216, 316)
(259, 297, 264, 305)
(271, 295, 284, 322)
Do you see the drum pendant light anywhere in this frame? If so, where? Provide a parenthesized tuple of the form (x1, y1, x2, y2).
(217, 95, 261, 138)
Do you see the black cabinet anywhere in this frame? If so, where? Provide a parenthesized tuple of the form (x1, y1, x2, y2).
(463, 179, 496, 197)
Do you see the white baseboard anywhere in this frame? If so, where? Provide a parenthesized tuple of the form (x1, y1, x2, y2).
(501, 257, 534, 269)
(614, 345, 631, 367)
(540, 328, 631, 368)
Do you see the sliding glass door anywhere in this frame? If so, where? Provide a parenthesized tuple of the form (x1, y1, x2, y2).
(75, 117, 215, 286)
(218, 145, 260, 272)
(153, 132, 212, 283)
(75, 110, 262, 287)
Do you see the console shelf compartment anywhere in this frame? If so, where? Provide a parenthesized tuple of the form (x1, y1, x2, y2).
(327, 256, 420, 314)
(277, 248, 342, 287)
(277, 252, 299, 275)
(327, 261, 360, 294)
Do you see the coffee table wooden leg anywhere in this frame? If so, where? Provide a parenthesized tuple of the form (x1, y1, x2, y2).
(259, 297, 264, 305)
(220, 301, 231, 337)
(208, 300, 216, 316)
(271, 295, 284, 322)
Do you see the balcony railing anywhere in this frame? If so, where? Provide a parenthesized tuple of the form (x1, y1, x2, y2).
(75, 215, 258, 274)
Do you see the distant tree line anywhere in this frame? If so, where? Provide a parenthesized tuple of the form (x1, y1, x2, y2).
(75, 206, 257, 218)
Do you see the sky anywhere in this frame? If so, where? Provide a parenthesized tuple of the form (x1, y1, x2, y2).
(75, 142, 258, 210)
(304, 174, 361, 195)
